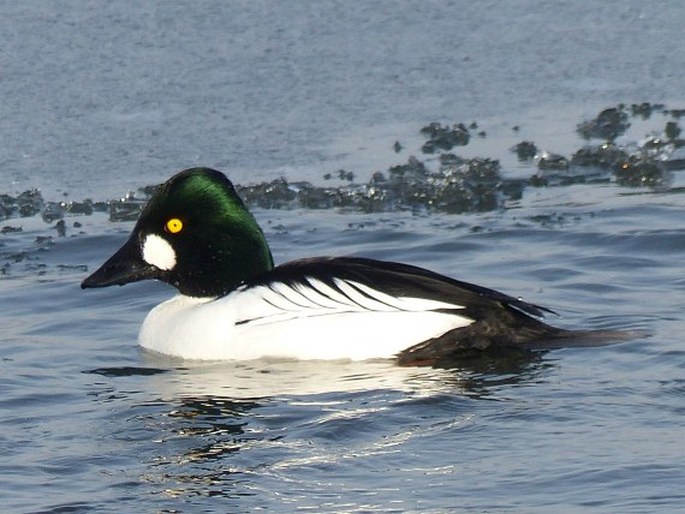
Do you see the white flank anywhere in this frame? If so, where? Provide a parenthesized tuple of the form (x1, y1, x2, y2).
(138, 277, 473, 361)
(142, 234, 176, 271)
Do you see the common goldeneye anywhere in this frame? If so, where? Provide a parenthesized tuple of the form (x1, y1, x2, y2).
(82, 167, 601, 364)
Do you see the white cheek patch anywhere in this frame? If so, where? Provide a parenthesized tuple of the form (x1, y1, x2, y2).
(142, 234, 177, 271)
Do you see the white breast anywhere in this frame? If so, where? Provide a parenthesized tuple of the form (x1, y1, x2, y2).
(138, 278, 473, 361)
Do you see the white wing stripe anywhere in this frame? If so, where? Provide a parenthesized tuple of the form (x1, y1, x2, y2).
(295, 279, 357, 310)
(343, 279, 412, 310)
(268, 282, 323, 310)
(333, 278, 397, 311)
(301, 278, 361, 308)
(343, 279, 465, 312)
(259, 286, 308, 311)
(264, 278, 464, 312)
(239, 276, 466, 327)
(395, 295, 464, 312)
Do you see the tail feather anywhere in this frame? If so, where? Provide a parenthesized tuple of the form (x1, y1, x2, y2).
(397, 322, 643, 367)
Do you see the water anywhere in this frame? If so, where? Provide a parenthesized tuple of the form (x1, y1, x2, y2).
(2, 2, 685, 512)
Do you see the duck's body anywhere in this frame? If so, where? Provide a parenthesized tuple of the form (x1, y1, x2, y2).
(137, 256, 563, 362)
(82, 168, 610, 365)
(139, 261, 473, 361)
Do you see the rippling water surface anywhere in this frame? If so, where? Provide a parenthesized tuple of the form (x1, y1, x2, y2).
(2, 2, 685, 513)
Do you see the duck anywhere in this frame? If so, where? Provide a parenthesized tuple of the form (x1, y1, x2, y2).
(81, 167, 615, 365)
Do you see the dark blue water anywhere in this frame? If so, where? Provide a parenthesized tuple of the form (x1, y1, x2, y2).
(2, 2, 685, 513)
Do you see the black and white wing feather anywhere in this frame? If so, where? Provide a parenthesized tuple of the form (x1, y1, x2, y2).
(229, 257, 568, 363)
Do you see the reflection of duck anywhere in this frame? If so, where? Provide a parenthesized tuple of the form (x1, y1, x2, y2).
(137, 359, 463, 399)
(82, 168, 621, 364)
(86, 344, 547, 401)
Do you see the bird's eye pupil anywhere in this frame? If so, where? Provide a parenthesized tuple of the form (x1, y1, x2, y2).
(166, 218, 183, 234)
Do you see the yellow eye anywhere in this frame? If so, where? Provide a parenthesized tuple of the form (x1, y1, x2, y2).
(165, 218, 184, 234)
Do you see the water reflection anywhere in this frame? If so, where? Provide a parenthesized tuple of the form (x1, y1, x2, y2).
(134, 350, 551, 399)
(85, 351, 554, 502)
(436, 347, 553, 395)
